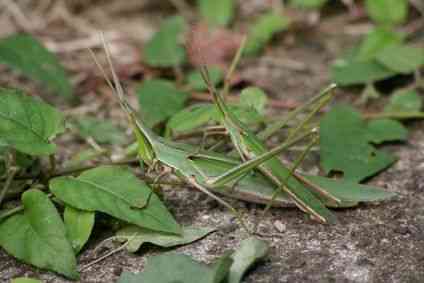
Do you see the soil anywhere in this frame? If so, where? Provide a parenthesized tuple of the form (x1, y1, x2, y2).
(0, 1, 423, 283)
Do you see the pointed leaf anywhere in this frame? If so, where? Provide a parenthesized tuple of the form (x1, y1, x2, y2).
(365, 0, 408, 25)
(198, 0, 235, 27)
(239, 87, 268, 115)
(187, 67, 223, 91)
(64, 206, 95, 254)
(117, 252, 232, 283)
(49, 166, 181, 235)
(166, 104, 217, 135)
(116, 225, 216, 252)
(376, 45, 424, 74)
(75, 117, 126, 145)
(137, 79, 189, 127)
(0, 34, 72, 97)
(244, 12, 290, 55)
(331, 57, 395, 86)
(0, 88, 64, 155)
(357, 27, 404, 61)
(320, 105, 406, 182)
(304, 175, 396, 205)
(143, 16, 186, 67)
(384, 90, 422, 113)
(227, 237, 268, 283)
(0, 189, 78, 279)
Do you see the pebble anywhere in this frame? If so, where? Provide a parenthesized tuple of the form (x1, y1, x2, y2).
(274, 220, 286, 233)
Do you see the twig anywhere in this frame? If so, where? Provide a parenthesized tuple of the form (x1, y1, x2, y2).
(79, 240, 129, 272)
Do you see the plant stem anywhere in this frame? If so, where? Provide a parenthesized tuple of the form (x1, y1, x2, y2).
(363, 112, 424, 120)
(0, 205, 23, 221)
(222, 36, 247, 100)
(0, 167, 18, 207)
(48, 154, 56, 177)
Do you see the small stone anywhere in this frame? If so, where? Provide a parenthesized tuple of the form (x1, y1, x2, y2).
(274, 220, 286, 233)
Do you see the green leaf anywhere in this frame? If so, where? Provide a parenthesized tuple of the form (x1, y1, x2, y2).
(11, 278, 43, 283)
(0, 189, 78, 279)
(75, 117, 126, 144)
(166, 102, 264, 136)
(198, 0, 234, 26)
(0, 88, 65, 155)
(64, 148, 104, 167)
(320, 105, 407, 182)
(227, 237, 268, 283)
(116, 225, 216, 252)
(331, 56, 395, 86)
(0, 34, 72, 98)
(117, 252, 233, 283)
(304, 175, 396, 206)
(366, 119, 408, 144)
(143, 16, 186, 67)
(64, 206, 95, 254)
(384, 90, 422, 113)
(239, 87, 268, 115)
(376, 45, 424, 74)
(357, 27, 404, 61)
(49, 166, 181, 235)
(365, 0, 408, 26)
(244, 12, 290, 55)
(289, 0, 328, 9)
(187, 67, 224, 91)
(166, 104, 217, 135)
(137, 79, 189, 127)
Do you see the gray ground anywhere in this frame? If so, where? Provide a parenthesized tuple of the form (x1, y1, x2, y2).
(0, 1, 423, 282)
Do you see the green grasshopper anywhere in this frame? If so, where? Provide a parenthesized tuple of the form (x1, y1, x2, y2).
(201, 60, 396, 224)
(93, 39, 395, 232)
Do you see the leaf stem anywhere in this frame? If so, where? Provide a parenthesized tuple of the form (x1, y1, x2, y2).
(0, 204, 23, 222)
(363, 111, 424, 120)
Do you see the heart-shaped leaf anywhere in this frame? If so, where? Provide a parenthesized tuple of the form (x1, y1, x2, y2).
(0, 189, 78, 279)
(0, 34, 72, 98)
(116, 225, 216, 252)
(0, 88, 64, 155)
(64, 206, 95, 254)
(50, 166, 181, 235)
